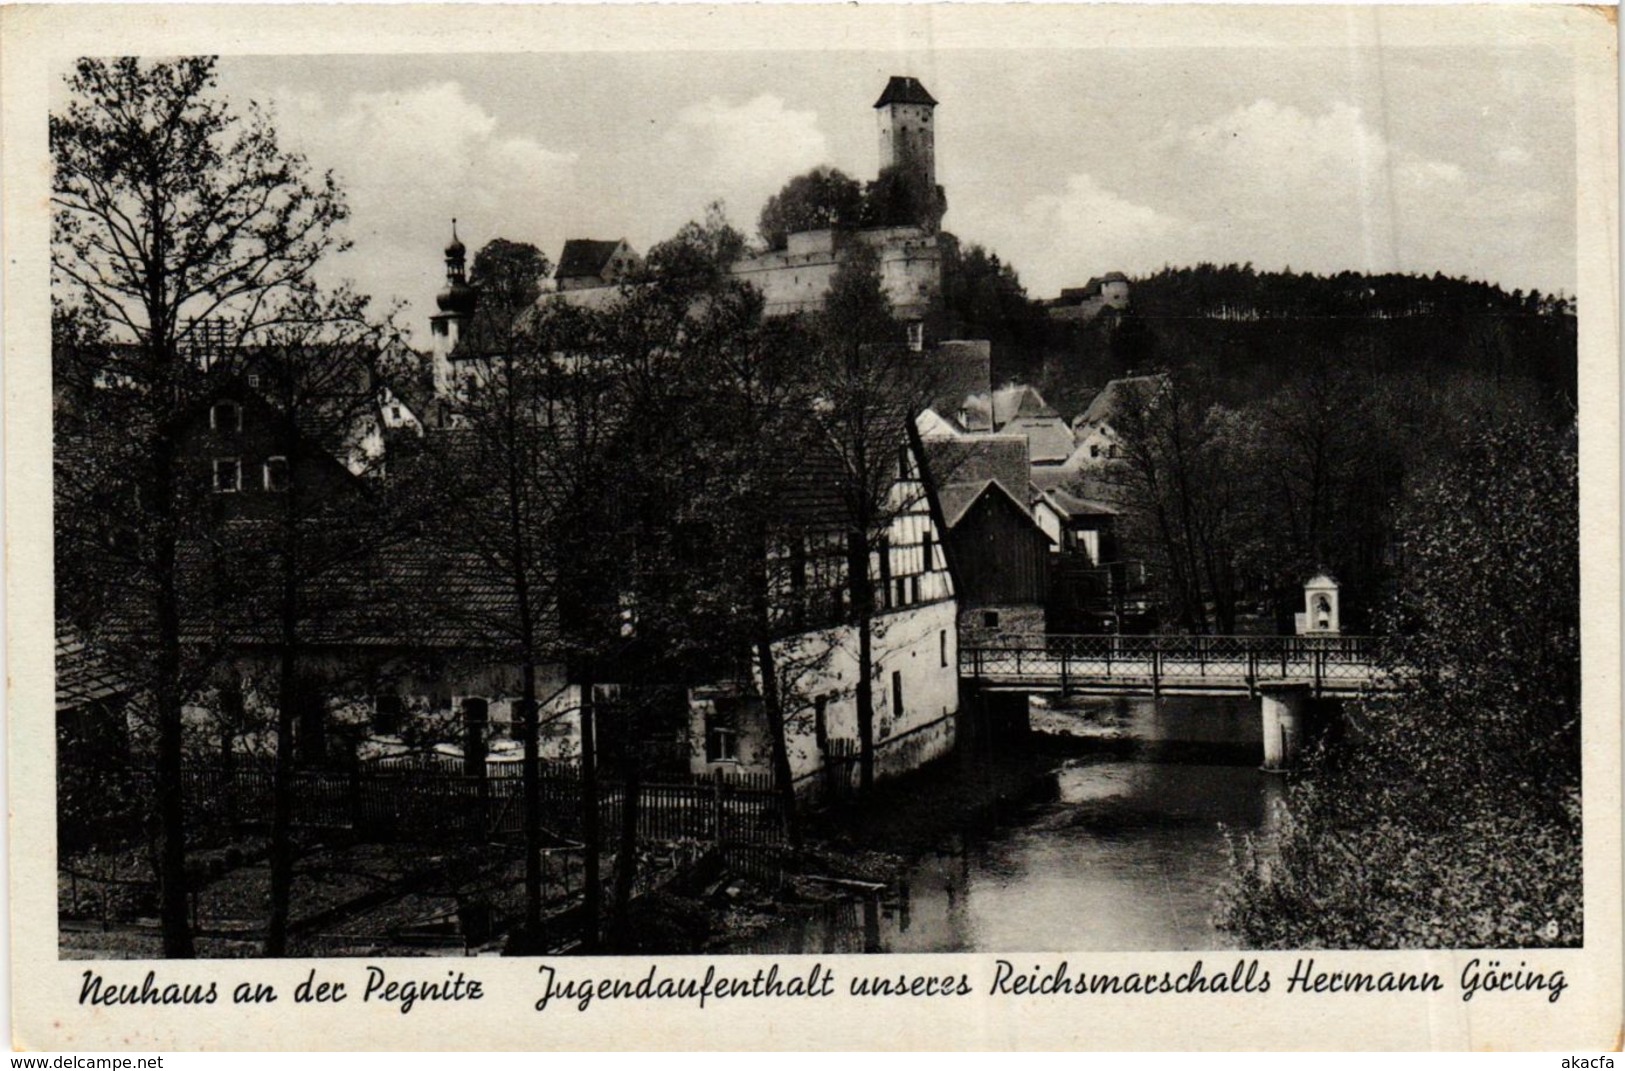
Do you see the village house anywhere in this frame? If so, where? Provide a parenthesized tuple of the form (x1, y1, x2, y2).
(924, 433, 1052, 646)
(686, 425, 960, 795)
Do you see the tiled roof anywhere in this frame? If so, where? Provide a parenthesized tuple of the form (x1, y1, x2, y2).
(56, 626, 131, 711)
(924, 434, 1029, 509)
(991, 384, 1057, 427)
(1078, 373, 1169, 427)
(1042, 486, 1119, 518)
(1005, 415, 1075, 464)
(874, 76, 938, 108)
(555, 239, 626, 280)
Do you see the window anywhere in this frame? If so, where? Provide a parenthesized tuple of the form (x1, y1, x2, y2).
(940, 629, 948, 667)
(895, 577, 909, 608)
(390, 405, 402, 421)
(898, 443, 912, 479)
(813, 695, 829, 753)
(921, 530, 934, 572)
(461, 697, 489, 774)
(705, 699, 740, 763)
(891, 670, 904, 720)
(263, 456, 289, 492)
(876, 536, 892, 609)
(906, 321, 925, 352)
(247, 374, 261, 389)
(210, 401, 242, 432)
(372, 695, 403, 735)
(1090, 444, 1100, 459)
(982, 610, 1001, 629)
(910, 576, 921, 604)
(213, 458, 241, 493)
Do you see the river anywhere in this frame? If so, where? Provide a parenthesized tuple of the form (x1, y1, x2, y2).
(727, 694, 1284, 954)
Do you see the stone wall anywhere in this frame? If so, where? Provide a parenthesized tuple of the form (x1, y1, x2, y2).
(957, 603, 1046, 649)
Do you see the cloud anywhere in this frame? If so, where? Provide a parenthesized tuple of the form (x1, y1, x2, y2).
(661, 94, 830, 233)
(264, 81, 579, 334)
(966, 174, 1189, 296)
(969, 97, 1566, 299)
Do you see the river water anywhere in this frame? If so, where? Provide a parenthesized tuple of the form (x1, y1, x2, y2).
(729, 695, 1284, 954)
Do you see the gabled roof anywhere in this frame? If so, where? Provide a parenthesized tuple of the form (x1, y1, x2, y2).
(874, 76, 937, 108)
(937, 479, 1054, 547)
(923, 434, 1029, 509)
(991, 384, 1056, 428)
(1078, 373, 1169, 427)
(555, 239, 628, 280)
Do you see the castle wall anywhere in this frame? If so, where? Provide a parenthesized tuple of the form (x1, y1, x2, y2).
(729, 226, 942, 319)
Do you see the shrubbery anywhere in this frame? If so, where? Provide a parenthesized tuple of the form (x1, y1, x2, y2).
(1219, 420, 1581, 948)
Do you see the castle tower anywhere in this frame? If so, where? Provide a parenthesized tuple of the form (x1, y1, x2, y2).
(874, 76, 939, 227)
(430, 220, 478, 399)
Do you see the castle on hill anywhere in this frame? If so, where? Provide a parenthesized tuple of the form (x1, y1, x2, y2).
(427, 75, 954, 396)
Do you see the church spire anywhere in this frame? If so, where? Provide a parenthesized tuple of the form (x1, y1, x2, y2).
(437, 219, 476, 316)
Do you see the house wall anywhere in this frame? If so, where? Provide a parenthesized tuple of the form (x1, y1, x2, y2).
(191, 653, 583, 765)
(688, 432, 960, 789)
(181, 391, 361, 521)
(686, 597, 960, 789)
(947, 492, 1049, 609)
(958, 604, 1046, 647)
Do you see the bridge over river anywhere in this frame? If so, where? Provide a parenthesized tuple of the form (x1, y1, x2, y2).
(958, 634, 1396, 768)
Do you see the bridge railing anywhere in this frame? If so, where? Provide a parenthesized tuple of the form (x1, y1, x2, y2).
(960, 634, 1392, 694)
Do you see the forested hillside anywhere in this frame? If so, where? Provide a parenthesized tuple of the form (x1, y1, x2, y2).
(1046, 263, 1576, 418)
(940, 253, 1577, 423)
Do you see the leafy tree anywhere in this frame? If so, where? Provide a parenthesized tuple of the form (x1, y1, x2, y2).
(469, 239, 551, 324)
(862, 165, 946, 232)
(52, 55, 349, 957)
(757, 167, 863, 251)
(1220, 419, 1580, 947)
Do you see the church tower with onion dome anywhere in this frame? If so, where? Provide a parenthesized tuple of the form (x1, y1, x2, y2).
(430, 220, 478, 399)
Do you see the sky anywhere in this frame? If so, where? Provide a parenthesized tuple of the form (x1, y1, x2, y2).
(210, 45, 1577, 340)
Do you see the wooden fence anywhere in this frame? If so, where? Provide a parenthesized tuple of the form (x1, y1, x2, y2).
(174, 760, 783, 847)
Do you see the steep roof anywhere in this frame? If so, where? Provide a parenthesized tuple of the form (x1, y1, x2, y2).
(936, 478, 1049, 536)
(923, 434, 1030, 509)
(1078, 373, 1169, 427)
(1005, 415, 1075, 464)
(991, 384, 1057, 428)
(555, 239, 627, 281)
(874, 76, 938, 108)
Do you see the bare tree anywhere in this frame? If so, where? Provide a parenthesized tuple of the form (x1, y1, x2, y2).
(52, 56, 349, 956)
(802, 243, 943, 793)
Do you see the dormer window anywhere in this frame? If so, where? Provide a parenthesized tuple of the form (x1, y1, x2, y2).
(263, 456, 289, 492)
(210, 401, 242, 432)
(213, 458, 241, 493)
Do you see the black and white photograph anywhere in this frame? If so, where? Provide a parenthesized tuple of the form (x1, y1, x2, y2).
(7, 1, 1620, 1050)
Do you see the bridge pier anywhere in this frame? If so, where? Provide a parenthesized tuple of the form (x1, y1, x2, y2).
(1259, 683, 1311, 771)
